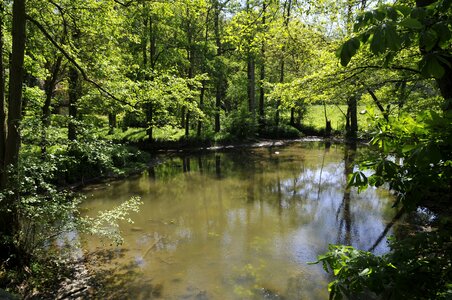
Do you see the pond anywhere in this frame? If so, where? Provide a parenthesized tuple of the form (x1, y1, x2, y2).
(80, 141, 396, 299)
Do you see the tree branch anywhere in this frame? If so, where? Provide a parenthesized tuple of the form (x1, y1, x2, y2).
(26, 14, 133, 108)
(366, 88, 389, 121)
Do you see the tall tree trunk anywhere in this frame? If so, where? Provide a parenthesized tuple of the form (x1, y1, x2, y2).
(0, 0, 6, 186)
(0, 0, 26, 260)
(275, 0, 292, 127)
(246, 0, 255, 118)
(41, 56, 62, 154)
(142, 5, 148, 68)
(149, 15, 156, 69)
(247, 54, 255, 116)
(290, 108, 295, 125)
(258, 0, 266, 126)
(68, 67, 80, 141)
(146, 103, 153, 141)
(4, 0, 26, 177)
(108, 112, 117, 135)
(346, 95, 357, 139)
(275, 60, 284, 127)
(197, 81, 205, 137)
(185, 5, 194, 138)
(214, 0, 224, 133)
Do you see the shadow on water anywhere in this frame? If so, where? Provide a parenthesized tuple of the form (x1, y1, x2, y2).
(84, 249, 164, 300)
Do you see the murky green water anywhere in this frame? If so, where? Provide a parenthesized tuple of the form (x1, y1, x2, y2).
(81, 142, 395, 299)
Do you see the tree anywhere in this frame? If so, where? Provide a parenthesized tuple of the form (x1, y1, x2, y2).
(0, 0, 26, 260)
(338, 0, 452, 110)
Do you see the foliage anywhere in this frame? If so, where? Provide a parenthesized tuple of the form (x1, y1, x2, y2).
(349, 110, 452, 210)
(221, 108, 258, 141)
(81, 196, 143, 246)
(338, 0, 452, 79)
(312, 227, 452, 300)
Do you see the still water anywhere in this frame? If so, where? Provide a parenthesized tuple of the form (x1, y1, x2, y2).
(81, 142, 395, 299)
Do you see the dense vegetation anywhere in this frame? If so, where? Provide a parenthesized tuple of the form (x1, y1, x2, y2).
(0, 0, 450, 298)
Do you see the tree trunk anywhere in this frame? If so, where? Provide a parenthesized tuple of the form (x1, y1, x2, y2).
(149, 15, 156, 69)
(275, 0, 292, 128)
(68, 67, 79, 141)
(41, 56, 62, 154)
(247, 54, 255, 116)
(4, 0, 26, 177)
(258, 0, 266, 126)
(346, 95, 357, 139)
(0, 0, 26, 260)
(0, 0, 6, 186)
(146, 103, 153, 142)
(197, 81, 205, 137)
(275, 60, 284, 127)
(437, 61, 452, 111)
(142, 5, 148, 68)
(246, 0, 255, 118)
(214, 1, 224, 133)
(185, 111, 190, 137)
(108, 112, 117, 135)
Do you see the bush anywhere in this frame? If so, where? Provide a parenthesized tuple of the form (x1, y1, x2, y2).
(222, 109, 258, 140)
(258, 123, 301, 139)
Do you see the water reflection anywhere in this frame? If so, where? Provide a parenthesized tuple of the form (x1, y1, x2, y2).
(81, 142, 395, 299)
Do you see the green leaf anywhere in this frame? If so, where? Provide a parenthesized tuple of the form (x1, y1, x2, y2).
(338, 38, 360, 67)
(373, 9, 386, 21)
(394, 5, 411, 17)
(420, 55, 445, 78)
(432, 22, 451, 47)
(386, 7, 399, 20)
(420, 29, 438, 52)
(359, 268, 372, 276)
(370, 30, 385, 54)
(385, 25, 401, 51)
(399, 17, 423, 29)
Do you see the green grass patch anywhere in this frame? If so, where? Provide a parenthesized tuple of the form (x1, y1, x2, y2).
(303, 105, 370, 131)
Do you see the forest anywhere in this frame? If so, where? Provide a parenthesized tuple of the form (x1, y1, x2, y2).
(0, 0, 451, 298)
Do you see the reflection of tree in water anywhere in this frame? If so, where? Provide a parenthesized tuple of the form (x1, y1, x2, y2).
(336, 142, 356, 246)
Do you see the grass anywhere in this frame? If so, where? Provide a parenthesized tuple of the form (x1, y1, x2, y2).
(303, 105, 370, 131)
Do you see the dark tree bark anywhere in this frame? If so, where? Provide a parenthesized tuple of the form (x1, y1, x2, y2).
(108, 112, 117, 135)
(345, 95, 357, 139)
(142, 4, 148, 68)
(275, 59, 284, 127)
(0, 0, 26, 260)
(146, 103, 153, 141)
(0, 0, 6, 185)
(197, 81, 205, 137)
(41, 56, 62, 154)
(213, 0, 225, 133)
(247, 54, 256, 116)
(275, 0, 292, 127)
(183, 4, 196, 137)
(68, 66, 80, 141)
(3, 0, 26, 177)
(258, 0, 266, 126)
(246, 0, 255, 117)
(149, 15, 157, 69)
